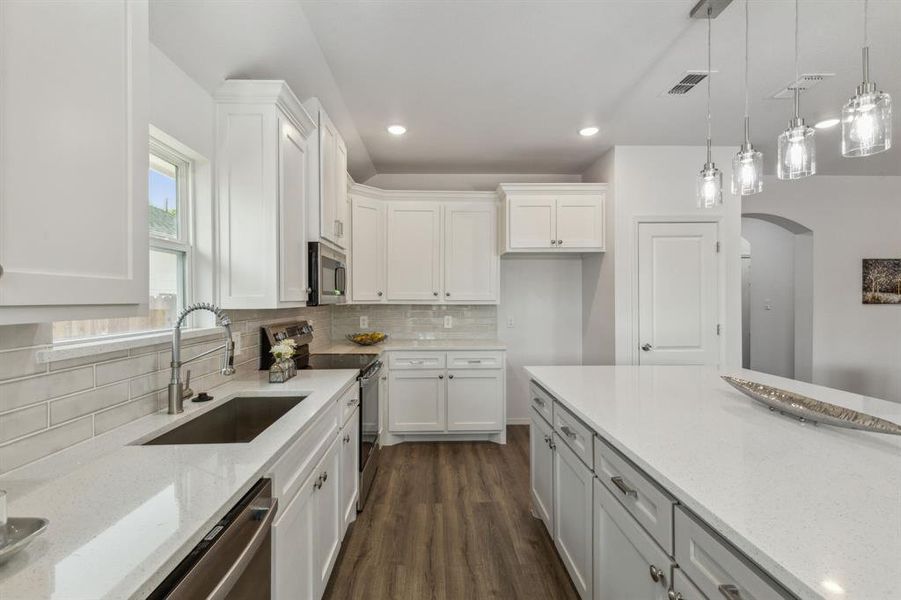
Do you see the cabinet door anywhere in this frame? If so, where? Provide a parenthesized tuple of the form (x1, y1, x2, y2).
(339, 408, 360, 537)
(315, 437, 342, 595)
(388, 369, 446, 432)
(444, 203, 498, 302)
(530, 409, 554, 535)
(0, 0, 148, 309)
(594, 478, 671, 600)
(333, 137, 348, 249)
(508, 196, 555, 249)
(272, 469, 318, 600)
(278, 117, 309, 302)
(351, 196, 386, 302)
(319, 111, 338, 245)
(555, 195, 604, 250)
(386, 203, 441, 301)
(446, 370, 503, 431)
(554, 436, 593, 599)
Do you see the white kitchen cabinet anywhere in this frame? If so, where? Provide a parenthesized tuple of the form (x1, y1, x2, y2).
(339, 407, 360, 538)
(444, 203, 499, 302)
(446, 369, 504, 431)
(273, 468, 318, 600)
(498, 184, 606, 254)
(386, 202, 442, 301)
(554, 434, 594, 600)
(315, 437, 342, 595)
(593, 478, 672, 600)
(530, 408, 555, 535)
(304, 98, 348, 250)
(388, 369, 446, 432)
(350, 196, 386, 302)
(216, 80, 316, 309)
(0, 0, 149, 323)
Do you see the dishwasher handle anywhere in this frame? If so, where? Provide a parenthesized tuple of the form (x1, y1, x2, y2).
(207, 496, 278, 600)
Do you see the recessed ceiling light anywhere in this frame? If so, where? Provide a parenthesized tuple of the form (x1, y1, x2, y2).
(387, 124, 407, 135)
(814, 118, 840, 129)
(579, 127, 599, 137)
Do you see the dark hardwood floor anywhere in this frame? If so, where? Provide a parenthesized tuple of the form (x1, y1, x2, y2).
(322, 425, 579, 600)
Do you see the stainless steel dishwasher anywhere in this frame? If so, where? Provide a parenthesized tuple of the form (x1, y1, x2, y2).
(148, 479, 277, 600)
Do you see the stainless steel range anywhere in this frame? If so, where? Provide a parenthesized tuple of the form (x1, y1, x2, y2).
(260, 320, 381, 511)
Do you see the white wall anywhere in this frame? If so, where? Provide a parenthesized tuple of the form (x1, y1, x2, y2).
(363, 172, 580, 192)
(497, 256, 583, 423)
(743, 176, 901, 402)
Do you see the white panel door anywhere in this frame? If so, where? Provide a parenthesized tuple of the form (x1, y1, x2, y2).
(278, 117, 308, 302)
(444, 203, 498, 302)
(593, 479, 671, 600)
(530, 409, 555, 535)
(351, 197, 386, 302)
(272, 469, 317, 600)
(637, 222, 719, 365)
(319, 112, 338, 246)
(315, 437, 341, 595)
(446, 370, 503, 431)
(0, 0, 148, 307)
(554, 436, 593, 599)
(386, 203, 441, 301)
(508, 196, 556, 249)
(388, 370, 446, 432)
(333, 137, 348, 249)
(555, 195, 604, 250)
(339, 408, 359, 538)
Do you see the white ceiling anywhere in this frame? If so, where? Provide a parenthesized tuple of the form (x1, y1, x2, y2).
(151, 0, 901, 178)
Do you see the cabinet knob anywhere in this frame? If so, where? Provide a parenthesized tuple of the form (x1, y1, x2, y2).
(641, 343, 653, 352)
(438, 374, 444, 379)
(533, 397, 546, 407)
(668, 589, 684, 600)
(649, 565, 666, 586)
(0, 264, 4, 279)
(550, 240, 556, 246)
(433, 291, 439, 297)
(557, 239, 563, 246)
(377, 291, 383, 297)
(717, 584, 742, 600)
(445, 292, 450, 297)
(448, 374, 454, 379)
(560, 425, 577, 439)
(322, 471, 328, 482)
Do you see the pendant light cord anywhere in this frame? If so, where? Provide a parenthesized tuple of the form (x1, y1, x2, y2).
(744, 0, 749, 120)
(864, 0, 869, 47)
(706, 7, 712, 162)
(792, 0, 800, 120)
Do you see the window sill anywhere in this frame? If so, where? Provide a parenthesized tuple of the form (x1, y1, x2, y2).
(36, 327, 227, 364)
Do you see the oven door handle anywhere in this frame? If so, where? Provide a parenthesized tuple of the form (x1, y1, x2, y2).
(206, 496, 278, 600)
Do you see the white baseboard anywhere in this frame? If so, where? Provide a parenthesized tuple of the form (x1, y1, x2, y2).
(506, 417, 530, 425)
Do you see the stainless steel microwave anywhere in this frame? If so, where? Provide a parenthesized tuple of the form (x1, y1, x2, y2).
(308, 242, 347, 305)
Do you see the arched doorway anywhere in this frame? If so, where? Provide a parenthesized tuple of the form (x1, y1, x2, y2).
(741, 214, 813, 382)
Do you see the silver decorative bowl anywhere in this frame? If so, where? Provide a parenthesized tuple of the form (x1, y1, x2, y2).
(722, 375, 901, 436)
(0, 517, 49, 564)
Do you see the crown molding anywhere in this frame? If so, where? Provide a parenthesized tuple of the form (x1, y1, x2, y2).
(497, 182, 608, 195)
(349, 183, 497, 202)
(215, 80, 316, 136)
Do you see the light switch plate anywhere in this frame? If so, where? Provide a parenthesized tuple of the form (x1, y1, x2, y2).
(444, 315, 453, 329)
(360, 316, 369, 329)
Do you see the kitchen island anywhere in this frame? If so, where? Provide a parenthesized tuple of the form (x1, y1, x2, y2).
(525, 365, 901, 600)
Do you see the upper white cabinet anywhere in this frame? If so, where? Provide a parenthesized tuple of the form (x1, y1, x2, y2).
(0, 0, 149, 324)
(349, 186, 500, 305)
(216, 80, 316, 309)
(304, 98, 348, 250)
(498, 184, 606, 254)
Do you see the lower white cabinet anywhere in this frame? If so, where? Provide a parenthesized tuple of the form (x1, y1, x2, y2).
(446, 369, 503, 431)
(388, 369, 446, 432)
(553, 435, 594, 599)
(314, 437, 341, 594)
(339, 407, 360, 537)
(272, 464, 319, 600)
(529, 408, 554, 534)
(593, 478, 672, 600)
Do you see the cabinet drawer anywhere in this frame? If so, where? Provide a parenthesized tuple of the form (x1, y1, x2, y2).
(338, 380, 359, 427)
(446, 351, 504, 369)
(268, 400, 338, 503)
(674, 506, 793, 600)
(529, 381, 554, 425)
(387, 351, 446, 370)
(595, 436, 675, 555)
(552, 402, 593, 469)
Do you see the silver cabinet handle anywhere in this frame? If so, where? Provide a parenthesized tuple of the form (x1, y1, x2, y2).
(409, 360, 424, 365)
(445, 292, 450, 297)
(381, 375, 387, 381)
(438, 374, 444, 379)
(611, 475, 638, 498)
(560, 425, 577, 439)
(557, 239, 563, 246)
(550, 240, 556, 246)
(649, 565, 666, 586)
(533, 396, 546, 407)
(343, 433, 350, 444)
(347, 397, 358, 406)
(641, 343, 653, 352)
(718, 585, 742, 600)
(467, 360, 482, 364)
(314, 475, 323, 490)
(448, 374, 454, 379)
(433, 291, 438, 297)
(668, 589, 683, 600)
(0, 264, 4, 279)
(322, 471, 328, 483)
(377, 291, 383, 297)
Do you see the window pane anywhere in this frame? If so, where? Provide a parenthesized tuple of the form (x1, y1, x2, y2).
(149, 155, 179, 239)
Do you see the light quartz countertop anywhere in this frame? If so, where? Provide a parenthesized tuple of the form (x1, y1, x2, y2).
(321, 339, 506, 354)
(524, 365, 901, 600)
(0, 368, 360, 600)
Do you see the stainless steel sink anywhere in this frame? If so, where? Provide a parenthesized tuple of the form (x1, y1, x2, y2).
(142, 396, 306, 445)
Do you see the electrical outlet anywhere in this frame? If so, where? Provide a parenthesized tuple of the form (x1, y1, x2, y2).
(359, 316, 369, 329)
(506, 316, 515, 328)
(444, 315, 453, 329)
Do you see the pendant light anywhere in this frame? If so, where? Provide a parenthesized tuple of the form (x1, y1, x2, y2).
(777, 0, 815, 180)
(731, 0, 763, 195)
(842, 0, 892, 157)
(697, 7, 722, 208)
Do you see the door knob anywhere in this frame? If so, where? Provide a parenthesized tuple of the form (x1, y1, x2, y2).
(641, 343, 653, 352)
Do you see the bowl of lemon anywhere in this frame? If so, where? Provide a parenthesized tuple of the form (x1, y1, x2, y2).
(346, 332, 388, 346)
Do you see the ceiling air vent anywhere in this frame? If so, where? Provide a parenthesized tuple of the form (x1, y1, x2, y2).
(663, 71, 710, 96)
(770, 73, 835, 99)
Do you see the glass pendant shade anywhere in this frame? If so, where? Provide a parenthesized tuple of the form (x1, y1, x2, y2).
(731, 145, 763, 195)
(777, 121, 816, 180)
(697, 163, 723, 208)
(842, 88, 892, 157)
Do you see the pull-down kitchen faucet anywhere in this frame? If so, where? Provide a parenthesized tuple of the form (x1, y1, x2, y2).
(167, 303, 236, 414)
